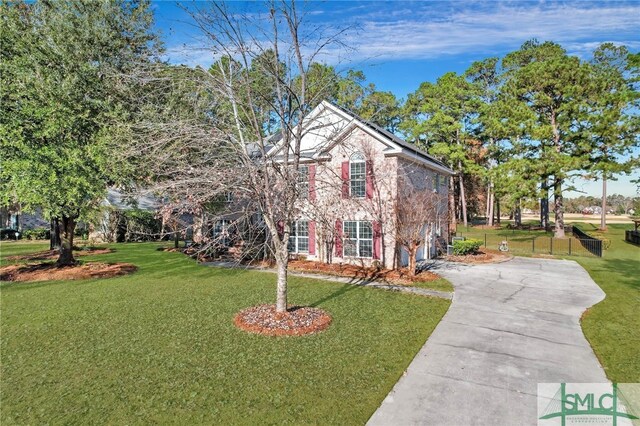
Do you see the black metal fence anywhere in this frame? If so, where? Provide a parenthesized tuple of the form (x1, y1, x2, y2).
(454, 229, 604, 258)
(625, 230, 640, 246)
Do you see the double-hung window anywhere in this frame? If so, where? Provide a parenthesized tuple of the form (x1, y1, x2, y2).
(297, 165, 309, 199)
(349, 152, 366, 198)
(343, 220, 373, 258)
(288, 220, 309, 253)
(213, 219, 233, 247)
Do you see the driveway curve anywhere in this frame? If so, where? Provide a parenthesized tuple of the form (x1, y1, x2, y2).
(368, 257, 607, 426)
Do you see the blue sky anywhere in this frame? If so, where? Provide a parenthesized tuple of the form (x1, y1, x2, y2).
(153, 1, 640, 197)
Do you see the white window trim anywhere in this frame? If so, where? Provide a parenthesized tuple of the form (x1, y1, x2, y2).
(297, 165, 309, 199)
(343, 220, 373, 258)
(349, 152, 366, 199)
(288, 220, 309, 254)
(213, 219, 233, 246)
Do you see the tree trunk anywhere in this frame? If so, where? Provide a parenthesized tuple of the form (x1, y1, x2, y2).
(50, 217, 61, 250)
(275, 245, 288, 312)
(408, 245, 418, 277)
(495, 197, 501, 224)
(486, 184, 494, 227)
(553, 177, 565, 238)
(174, 230, 179, 249)
(599, 176, 607, 231)
(448, 176, 457, 233)
(194, 211, 205, 244)
(514, 200, 522, 227)
(458, 164, 468, 227)
(56, 215, 77, 266)
(540, 179, 550, 230)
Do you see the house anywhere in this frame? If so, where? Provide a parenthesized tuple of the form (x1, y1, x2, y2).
(263, 101, 454, 270)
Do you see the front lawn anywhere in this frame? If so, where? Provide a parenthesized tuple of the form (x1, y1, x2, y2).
(0, 240, 50, 265)
(0, 242, 450, 424)
(574, 224, 640, 383)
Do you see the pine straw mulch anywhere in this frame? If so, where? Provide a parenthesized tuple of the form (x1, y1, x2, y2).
(0, 261, 137, 283)
(234, 304, 332, 336)
(6, 247, 114, 262)
(446, 248, 512, 264)
(285, 259, 440, 286)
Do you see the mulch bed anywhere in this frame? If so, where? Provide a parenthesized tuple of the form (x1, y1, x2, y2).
(234, 304, 332, 336)
(286, 259, 439, 286)
(0, 262, 137, 283)
(446, 248, 512, 264)
(6, 247, 114, 262)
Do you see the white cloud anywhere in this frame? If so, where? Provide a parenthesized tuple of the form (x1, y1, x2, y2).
(163, 2, 640, 67)
(164, 44, 216, 68)
(343, 3, 640, 61)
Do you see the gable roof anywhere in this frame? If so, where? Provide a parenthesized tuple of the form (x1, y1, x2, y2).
(267, 100, 455, 175)
(326, 102, 452, 172)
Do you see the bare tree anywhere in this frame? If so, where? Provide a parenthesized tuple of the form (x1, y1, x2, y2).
(394, 171, 448, 276)
(121, 1, 351, 313)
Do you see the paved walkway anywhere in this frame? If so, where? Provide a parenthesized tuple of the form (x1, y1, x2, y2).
(368, 257, 608, 426)
(203, 261, 452, 300)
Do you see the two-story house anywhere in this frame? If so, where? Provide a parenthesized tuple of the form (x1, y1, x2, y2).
(266, 101, 454, 270)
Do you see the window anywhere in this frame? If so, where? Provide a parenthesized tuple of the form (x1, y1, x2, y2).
(213, 220, 233, 247)
(297, 165, 309, 199)
(343, 220, 373, 258)
(349, 152, 366, 198)
(288, 220, 309, 253)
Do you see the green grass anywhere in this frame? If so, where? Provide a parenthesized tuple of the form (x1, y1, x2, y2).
(0, 242, 450, 425)
(413, 277, 454, 292)
(572, 224, 640, 383)
(0, 240, 50, 265)
(456, 222, 639, 382)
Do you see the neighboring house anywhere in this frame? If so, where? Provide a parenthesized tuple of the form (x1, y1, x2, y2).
(264, 101, 454, 269)
(89, 188, 164, 242)
(0, 205, 49, 231)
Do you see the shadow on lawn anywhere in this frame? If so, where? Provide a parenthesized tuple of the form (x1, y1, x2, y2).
(309, 283, 359, 308)
(595, 257, 640, 290)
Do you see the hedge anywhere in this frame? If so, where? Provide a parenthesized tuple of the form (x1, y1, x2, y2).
(452, 239, 482, 255)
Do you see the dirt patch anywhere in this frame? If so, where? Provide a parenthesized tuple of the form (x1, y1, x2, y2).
(285, 259, 440, 286)
(446, 248, 512, 264)
(0, 262, 136, 283)
(531, 253, 556, 259)
(6, 247, 114, 262)
(157, 247, 181, 252)
(234, 304, 332, 336)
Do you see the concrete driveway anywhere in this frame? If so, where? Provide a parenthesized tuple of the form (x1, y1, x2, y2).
(368, 257, 608, 426)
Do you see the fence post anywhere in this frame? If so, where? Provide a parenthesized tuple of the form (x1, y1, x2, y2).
(550, 237, 553, 255)
(569, 238, 572, 256)
(484, 234, 487, 247)
(532, 238, 535, 253)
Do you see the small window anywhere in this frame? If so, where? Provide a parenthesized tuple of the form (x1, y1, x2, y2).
(297, 165, 309, 199)
(343, 220, 373, 258)
(288, 220, 309, 253)
(349, 152, 366, 198)
(213, 220, 233, 247)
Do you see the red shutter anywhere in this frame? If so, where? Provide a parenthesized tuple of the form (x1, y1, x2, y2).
(309, 164, 316, 201)
(366, 160, 374, 199)
(341, 162, 349, 199)
(308, 221, 316, 255)
(373, 221, 382, 260)
(334, 219, 343, 257)
(276, 220, 284, 240)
